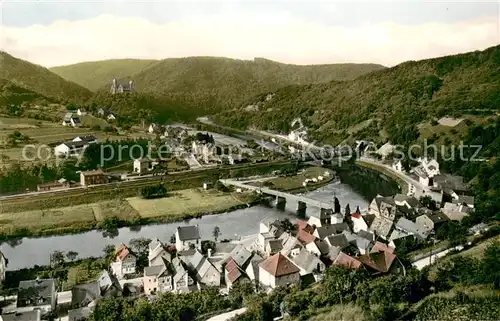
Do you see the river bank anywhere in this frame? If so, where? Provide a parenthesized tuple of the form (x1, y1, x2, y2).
(1, 181, 369, 270)
(0, 189, 260, 241)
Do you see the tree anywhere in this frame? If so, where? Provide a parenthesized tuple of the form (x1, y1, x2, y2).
(279, 219, 296, 233)
(66, 251, 78, 262)
(50, 250, 65, 267)
(212, 226, 221, 242)
(334, 197, 341, 213)
(345, 203, 351, 215)
(419, 195, 437, 211)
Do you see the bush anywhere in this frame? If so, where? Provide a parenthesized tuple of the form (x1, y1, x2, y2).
(141, 184, 167, 199)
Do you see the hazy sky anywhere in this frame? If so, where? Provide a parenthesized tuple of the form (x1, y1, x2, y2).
(1, 1, 499, 67)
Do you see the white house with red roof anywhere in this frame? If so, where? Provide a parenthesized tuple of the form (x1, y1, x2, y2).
(258, 253, 300, 289)
(111, 244, 137, 279)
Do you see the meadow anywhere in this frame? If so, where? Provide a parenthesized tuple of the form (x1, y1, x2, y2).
(126, 188, 254, 220)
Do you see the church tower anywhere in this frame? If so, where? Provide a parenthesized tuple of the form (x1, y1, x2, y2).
(111, 78, 117, 94)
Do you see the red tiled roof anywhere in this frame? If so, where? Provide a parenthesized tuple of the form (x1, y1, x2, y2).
(297, 228, 317, 244)
(296, 220, 315, 233)
(115, 244, 132, 261)
(351, 212, 361, 219)
(333, 252, 362, 269)
(259, 253, 300, 277)
(371, 241, 395, 254)
(225, 258, 244, 283)
(358, 251, 396, 273)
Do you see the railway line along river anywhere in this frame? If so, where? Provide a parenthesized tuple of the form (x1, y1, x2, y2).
(1, 182, 368, 270)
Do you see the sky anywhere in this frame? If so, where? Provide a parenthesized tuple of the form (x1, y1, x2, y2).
(0, 1, 499, 67)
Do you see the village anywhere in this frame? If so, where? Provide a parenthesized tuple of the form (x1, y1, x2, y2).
(0, 150, 489, 321)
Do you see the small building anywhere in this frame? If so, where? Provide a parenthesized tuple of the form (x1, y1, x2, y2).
(441, 202, 472, 221)
(258, 253, 300, 289)
(107, 114, 116, 121)
(111, 244, 137, 279)
(290, 248, 325, 277)
(62, 113, 82, 127)
(307, 208, 333, 227)
(80, 169, 108, 186)
(393, 217, 430, 240)
(175, 225, 201, 252)
(72, 135, 98, 144)
(202, 181, 213, 190)
(16, 278, 57, 316)
(110, 78, 134, 94)
(143, 261, 174, 295)
(37, 179, 71, 192)
(133, 158, 152, 175)
(415, 212, 449, 231)
(451, 195, 475, 209)
(77, 108, 87, 116)
(189, 250, 221, 287)
(392, 160, 403, 173)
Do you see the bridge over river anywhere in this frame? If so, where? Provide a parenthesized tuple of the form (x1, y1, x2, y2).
(220, 179, 334, 217)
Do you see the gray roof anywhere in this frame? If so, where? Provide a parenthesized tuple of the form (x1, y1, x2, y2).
(369, 216, 394, 239)
(17, 278, 56, 308)
(315, 223, 350, 239)
(357, 230, 375, 242)
(395, 217, 429, 240)
(227, 245, 252, 268)
(313, 239, 331, 255)
(291, 248, 323, 273)
(97, 270, 121, 294)
(433, 174, 469, 191)
(426, 212, 449, 224)
(177, 226, 200, 241)
(394, 194, 420, 208)
(325, 234, 349, 249)
(1, 311, 41, 321)
(71, 281, 100, 308)
(189, 250, 205, 271)
(64, 112, 73, 120)
(353, 237, 372, 253)
(452, 195, 475, 206)
(267, 239, 283, 253)
(68, 307, 91, 321)
(63, 140, 89, 149)
(144, 264, 168, 277)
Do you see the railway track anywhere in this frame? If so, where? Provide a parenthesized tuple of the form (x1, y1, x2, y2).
(0, 160, 291, 205)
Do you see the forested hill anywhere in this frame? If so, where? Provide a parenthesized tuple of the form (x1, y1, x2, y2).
(214, 45, 500, 145)
(50, 59, 159, 91)
(0, 51, 92, 103)
(51, 57, 384, 120)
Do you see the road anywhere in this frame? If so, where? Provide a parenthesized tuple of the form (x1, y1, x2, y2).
(357, 157, 437, 199)
(412, 245, 465, 270)
(206, 308, 248, 321)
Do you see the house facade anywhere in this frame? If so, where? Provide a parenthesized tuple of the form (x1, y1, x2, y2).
(258, 253, 300, 289)
(16, 278, 57, 315)
(111, 244, 137, 279)
(175, 225, 201, 251)
(80, 170, 108, 186)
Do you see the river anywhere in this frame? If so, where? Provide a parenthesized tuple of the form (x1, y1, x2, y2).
(1, 182, 368, 270)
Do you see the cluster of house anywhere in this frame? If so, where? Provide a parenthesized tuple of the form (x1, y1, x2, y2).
(391, 157, 475, 220)
(148, 124, 188, 140)
(54, 135, 98, 157)
(62, 108, 117, 128)
(0, 269, 126, 321)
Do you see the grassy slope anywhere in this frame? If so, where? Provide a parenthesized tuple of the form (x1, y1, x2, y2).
(214, 45, 500, 144)
(50, 58, 159, 91)
(0, 52, 92, 102)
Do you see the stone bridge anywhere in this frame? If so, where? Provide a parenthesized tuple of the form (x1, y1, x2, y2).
(220, 179, 334, 217)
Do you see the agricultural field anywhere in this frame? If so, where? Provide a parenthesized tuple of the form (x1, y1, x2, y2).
(0, 199, 141, 236)
(126, 188, 254, 220)
(0, 116, 148, 164)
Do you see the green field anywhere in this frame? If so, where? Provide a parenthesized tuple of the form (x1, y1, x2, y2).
(126, 188, 254, 219)
(0, 199, 142, 236)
